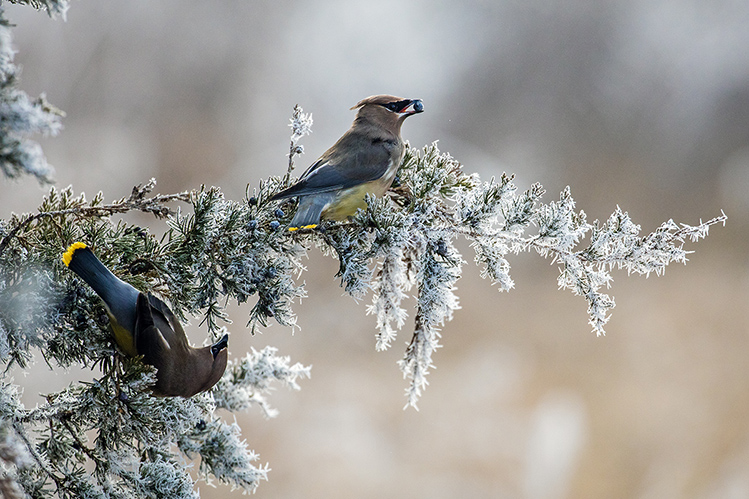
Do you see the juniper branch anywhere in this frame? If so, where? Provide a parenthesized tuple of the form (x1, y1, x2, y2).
(0, 179, 189, 258)
(0, 95, 726, 498)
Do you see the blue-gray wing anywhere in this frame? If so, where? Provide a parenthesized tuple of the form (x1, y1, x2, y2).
(271, 132, 397, 200)
(133, 293, 170, 369)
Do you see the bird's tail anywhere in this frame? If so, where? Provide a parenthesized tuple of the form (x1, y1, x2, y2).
(62, 242, 140, 331)
(287, 193, 335, 231)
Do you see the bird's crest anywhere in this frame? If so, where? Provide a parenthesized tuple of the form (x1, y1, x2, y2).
(351, 94, 403, 110)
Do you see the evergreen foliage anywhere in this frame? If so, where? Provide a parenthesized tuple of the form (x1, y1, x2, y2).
(0, 6, 63, 185)
(0, 3, 726, 496)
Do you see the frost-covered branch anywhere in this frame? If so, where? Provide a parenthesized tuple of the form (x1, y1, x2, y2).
(213, 346, 312, 418)
(0, 177, 311, 496)
(284, 104, 313, 187)
(280, 141, 725, 407)
(4, 1, 69, 18)
(0, 178, 189, 259)
(0, 88, 725, 495)
(0, 7, 64, 184)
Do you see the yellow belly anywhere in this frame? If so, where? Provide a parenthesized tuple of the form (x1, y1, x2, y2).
(108, 311, 138, 357)
(321, 180, 390, 221)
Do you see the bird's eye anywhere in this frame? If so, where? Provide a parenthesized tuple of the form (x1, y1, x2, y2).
(382, 99, 413, 113)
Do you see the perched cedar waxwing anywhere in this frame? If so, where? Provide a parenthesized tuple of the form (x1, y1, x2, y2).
(62, 242, 228, 397)
(270, 95, 424, 230)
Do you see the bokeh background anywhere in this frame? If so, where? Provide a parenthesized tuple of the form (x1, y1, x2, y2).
(3, 1, 748, 497)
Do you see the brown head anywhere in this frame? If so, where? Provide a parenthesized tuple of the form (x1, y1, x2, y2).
(196, 333, 229, 395)
(351, 95, 424, 135)
(151, 332, 229, 398)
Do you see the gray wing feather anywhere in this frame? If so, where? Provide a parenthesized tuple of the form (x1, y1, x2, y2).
(271, 131, 395, 200)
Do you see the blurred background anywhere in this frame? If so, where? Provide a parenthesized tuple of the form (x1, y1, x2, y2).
(2, 1, 748, 497)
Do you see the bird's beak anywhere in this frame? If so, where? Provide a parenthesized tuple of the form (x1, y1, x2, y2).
(398, 99, 424, 116)
(210, 333, 229, 359)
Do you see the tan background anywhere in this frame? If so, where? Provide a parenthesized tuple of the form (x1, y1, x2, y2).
(2, 2, 748, 497)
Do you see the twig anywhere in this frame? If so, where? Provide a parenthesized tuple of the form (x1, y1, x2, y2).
(60, 418, 98, 464)
(12, 421, 65, 492)
(284, 104, 312, 188)
(0, 179, 191, 258)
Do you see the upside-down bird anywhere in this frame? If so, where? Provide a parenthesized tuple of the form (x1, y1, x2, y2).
(62, 242, 228, 397)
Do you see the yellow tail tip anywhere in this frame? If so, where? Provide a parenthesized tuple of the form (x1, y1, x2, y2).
(62, 242, 87, 267)
(287, 224, 317, 232)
